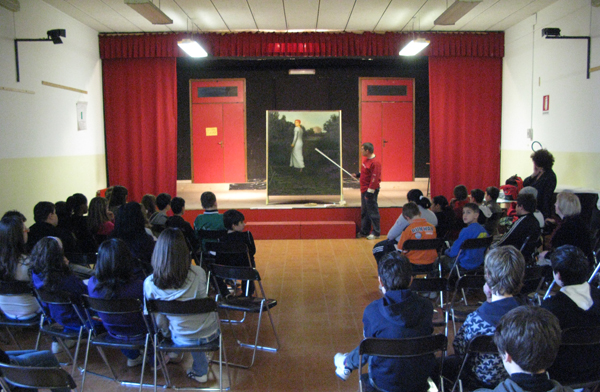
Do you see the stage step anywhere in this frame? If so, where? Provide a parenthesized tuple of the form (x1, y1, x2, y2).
(245, 221, 356, 240)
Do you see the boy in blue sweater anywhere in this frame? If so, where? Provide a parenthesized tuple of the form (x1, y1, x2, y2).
(334, 252, 436, 391)
(442, 203, 489, 273)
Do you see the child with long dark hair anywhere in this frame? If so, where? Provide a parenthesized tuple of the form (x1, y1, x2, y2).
(0, 215, 40, 319)
(88, 238, 147, 366)
(30, 237, 87, 329)
(144, 228, 219, 384)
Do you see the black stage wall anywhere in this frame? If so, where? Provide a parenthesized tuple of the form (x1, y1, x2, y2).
(177, 57, 429, 181)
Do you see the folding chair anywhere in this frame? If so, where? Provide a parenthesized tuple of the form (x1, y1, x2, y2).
(450, 237, 493, 280)
(209, 264, 280, 369)
(452, 334, 498, 392)
(0, 361, 77, 391)
(197, 229, 228, 264)
(519, 265, 551, 305)
(80, 295, 157, 392)
(33, 287, 87, 376)
(403, 238, 445, 277)
(358, 334, 448, 392)
(0, 280, 41, 349)
(448, 275, 487, 336)
(206, 241, 253, 298)
(551, 326, 600, 390)
(146, 298, 230, 391)
(409, 277, 449, 335)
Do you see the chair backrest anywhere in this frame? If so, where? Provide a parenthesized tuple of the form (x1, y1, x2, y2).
(209, 264, 261, 282)
(465, 334, 497, 354)
(205, 241, 252, 267)
(454, 275, 486, 291)
(402, 238, 444, 252)
(359, 334, 448, 358)
(146, 297, 217, 316)
(0, 280, 33, 295)
(198, 229, 228, 241)
(0, 362, 77, 390)
(459, 236, 493, 250)
(81, 294, 144, 314)
(561, 326, 600, 346)
(409, 277, 448, 293)
(34, 287, 80, 306)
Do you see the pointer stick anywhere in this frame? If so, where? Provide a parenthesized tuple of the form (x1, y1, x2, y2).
(314, 148, 360, 182)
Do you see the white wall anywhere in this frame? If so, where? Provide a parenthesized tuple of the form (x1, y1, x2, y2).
(501, 0, 600, 190)
(0, 0, 106, 221)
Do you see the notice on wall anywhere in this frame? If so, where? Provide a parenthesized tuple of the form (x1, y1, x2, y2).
(206, 127, 218, 136)
(542, 95, 550, 114)
(76, 101, 87, 130)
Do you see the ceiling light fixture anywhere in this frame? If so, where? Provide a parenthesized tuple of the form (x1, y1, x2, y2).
(14, 29, 66, 82)
(288, 69, 316, 75)
(125, 0, 173, 25)
(434, 0, 483, 26)
(177, 39, 208, 58)
(399, 38, 430, 56)
(0, 0, 19, 12)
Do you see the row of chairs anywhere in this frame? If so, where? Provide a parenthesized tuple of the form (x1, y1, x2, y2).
(0, 262, 281, 392)
(356, 325, 600, 392)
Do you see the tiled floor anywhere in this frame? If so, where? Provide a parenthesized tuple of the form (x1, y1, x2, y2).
(3, 238, 452, 391)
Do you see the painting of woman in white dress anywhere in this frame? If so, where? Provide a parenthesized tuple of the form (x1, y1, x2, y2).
(290, 119, 305, 171)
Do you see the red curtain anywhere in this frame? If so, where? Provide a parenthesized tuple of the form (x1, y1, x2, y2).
(429, 57, 502, 200)
(102, 58, 177, 202)
(99, 32, 503, 59)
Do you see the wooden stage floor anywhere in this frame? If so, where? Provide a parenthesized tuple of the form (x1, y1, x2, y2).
(177, 178, 430, 211)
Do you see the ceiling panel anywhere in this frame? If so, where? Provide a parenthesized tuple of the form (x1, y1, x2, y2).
(248, 0, 287, 31)
(41, 0, 562, 35)
(375, 0, 428, 32)
(345, 0, 395, 31)
(283, 0, 320, 31)
(316, 0, 356, 31)
(211, 0, 257, 31)
(175, 0, 229, 32)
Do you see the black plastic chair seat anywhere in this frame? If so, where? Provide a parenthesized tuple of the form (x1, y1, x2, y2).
(87, 332, 148, 349)
(155, 338, 220, 353)
(218, 297, 277, 313)
(0, 362, 77, 390)
(0, 313, 39, 327)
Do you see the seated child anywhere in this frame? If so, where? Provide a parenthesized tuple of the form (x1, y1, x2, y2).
(88, 238, 148, 367)
(541, 245, 600, 384)
(144, 228, 219, 384)
(149, 193, 171, 235)
(166, 197, 199, 253)
(30, 237, 92, 353)
(471, 188, 492, 225)
(220, 209, 256, 296)
(450, 185, 469, 222)
(431, 195, 457, 240)
(450, 246, 525, 388)
(395, 202, 437, 273)
(194, 192, 225, 252)
(484, 186, 503, 236)
(442, 203, 489, 273)
(476, 306, 568, 392)
(334, 252, 436, 392)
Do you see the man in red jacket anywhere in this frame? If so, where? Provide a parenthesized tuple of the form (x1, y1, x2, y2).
(355, 142, 382, 240)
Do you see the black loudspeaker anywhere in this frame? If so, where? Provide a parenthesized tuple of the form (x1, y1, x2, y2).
(541, 28, 561, 38)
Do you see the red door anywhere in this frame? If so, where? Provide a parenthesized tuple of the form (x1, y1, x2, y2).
(360, 78, 414, 181)
(191, 80, 246, 184)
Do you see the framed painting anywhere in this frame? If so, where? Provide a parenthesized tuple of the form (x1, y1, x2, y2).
(266, 110, 342, 202)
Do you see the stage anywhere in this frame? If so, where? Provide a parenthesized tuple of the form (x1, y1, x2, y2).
(178, 178, 429, 239)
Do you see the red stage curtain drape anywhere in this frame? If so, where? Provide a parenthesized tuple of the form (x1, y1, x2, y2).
(429, 57, 502, 200)
(99, 32, 504, 59)
(102, 58, 177, 202)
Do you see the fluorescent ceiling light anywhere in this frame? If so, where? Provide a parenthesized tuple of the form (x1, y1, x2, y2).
(0, 0, 20, 12)
(289, 69, 316, 75)
(125, 0, 173, 25)
(178, 39, 208, 57)
(399, 38, 430, 56)
(434, 0, 483, 26)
